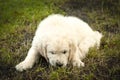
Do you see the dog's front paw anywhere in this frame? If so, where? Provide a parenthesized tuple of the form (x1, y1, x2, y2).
(72, 60, 85, 67)
(15, 61, 32, 72)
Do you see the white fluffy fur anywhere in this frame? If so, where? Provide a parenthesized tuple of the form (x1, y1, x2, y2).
(16, 14, 102, 71)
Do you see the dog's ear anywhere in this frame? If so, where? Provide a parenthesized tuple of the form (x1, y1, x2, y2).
(68, 40, 76, 62)
(40, 42, 49, 62)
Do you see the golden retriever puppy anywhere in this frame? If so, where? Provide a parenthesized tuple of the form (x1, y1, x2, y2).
(15, 14, 102, 71)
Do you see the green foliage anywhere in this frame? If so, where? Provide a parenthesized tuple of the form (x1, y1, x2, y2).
(0, 0, 119, 80)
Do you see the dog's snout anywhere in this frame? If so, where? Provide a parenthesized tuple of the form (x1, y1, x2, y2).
(56, 62, 63, 67)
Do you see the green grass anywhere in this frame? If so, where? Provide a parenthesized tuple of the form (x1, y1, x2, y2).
(0, 0, 120, 80)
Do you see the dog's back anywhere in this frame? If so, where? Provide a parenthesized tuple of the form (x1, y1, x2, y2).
(35, 14, 96, 39)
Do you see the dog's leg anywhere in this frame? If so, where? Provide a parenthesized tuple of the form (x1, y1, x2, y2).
(15, 47, 39, 72)
(72, 47, 85, 67)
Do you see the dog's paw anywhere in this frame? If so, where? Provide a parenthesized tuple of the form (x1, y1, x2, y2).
(72, 60, 85, 67)
(15, 61, 32, 72)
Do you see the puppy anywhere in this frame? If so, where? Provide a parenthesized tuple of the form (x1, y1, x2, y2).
(15, 14, 102, 71)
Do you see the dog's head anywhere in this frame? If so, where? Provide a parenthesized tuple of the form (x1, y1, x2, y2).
(40, 37, 76, 67)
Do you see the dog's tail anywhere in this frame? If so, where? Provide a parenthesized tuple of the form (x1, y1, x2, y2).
(94, 31, 103, 49)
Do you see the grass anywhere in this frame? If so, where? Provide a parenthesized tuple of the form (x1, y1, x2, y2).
(0, 0, 120, 80)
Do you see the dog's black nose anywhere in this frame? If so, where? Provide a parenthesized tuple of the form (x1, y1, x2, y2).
(56, 62, 63, 67)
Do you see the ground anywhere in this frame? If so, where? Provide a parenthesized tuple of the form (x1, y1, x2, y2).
(0, 0, 120, 80)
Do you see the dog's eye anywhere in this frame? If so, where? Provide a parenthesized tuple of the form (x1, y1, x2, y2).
(50, 51, 55, 54)
(62, 50, 67, 54)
